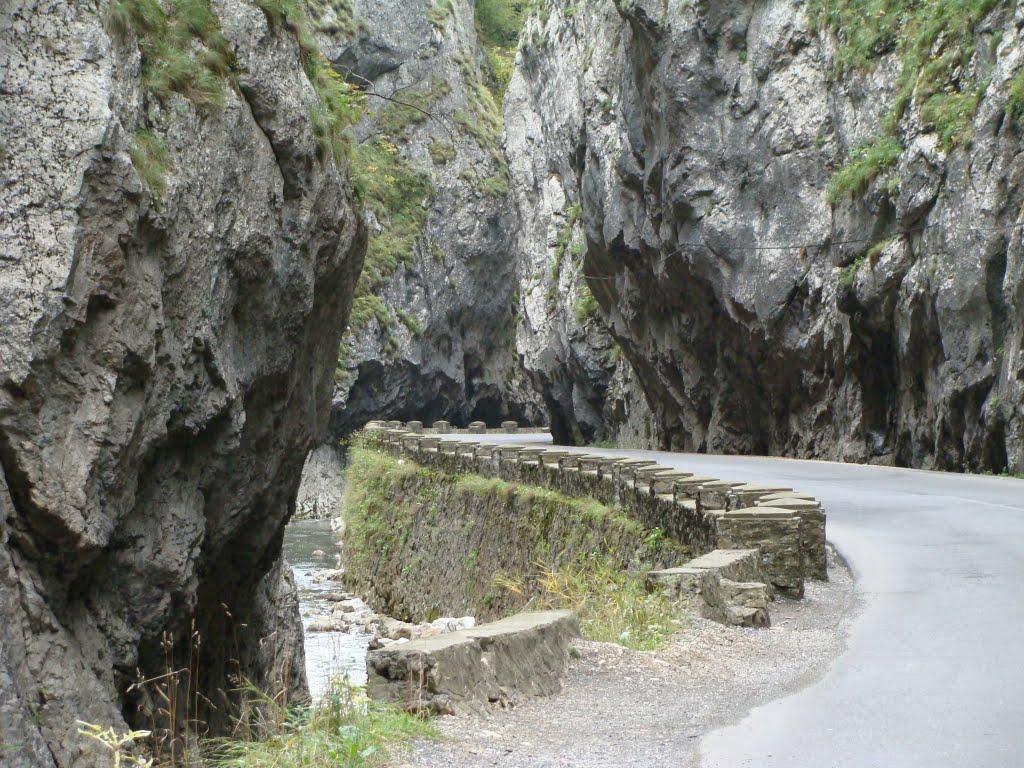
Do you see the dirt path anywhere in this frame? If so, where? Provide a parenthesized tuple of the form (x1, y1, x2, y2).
(403, 549, 856, 768)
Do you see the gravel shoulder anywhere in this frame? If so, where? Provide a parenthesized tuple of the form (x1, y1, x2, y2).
(402, 547, 856, 768)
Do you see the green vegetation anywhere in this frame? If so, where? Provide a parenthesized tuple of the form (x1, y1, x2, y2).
(427, 0, 456, 29)
(1005, 70, 1024, 119)
(254, 0, 365, 164)
(375, 79, 451, 136)
(808, 0, 1010, 200)
(524, 557, 688, 650)
(865, 235, 895, 266)
(572, 284, 601, 325)
(428, 139, 457, 165)
(474, 0, 529, 98)
(128, 130, 170, 201)
(340, 77, 451, 354)
(548, 202, 583, 301)
(205, 678, 436, 767)
(306, 0, 365, 36)
(343, 446, 688, 624)
(479, 169, 510, 197)
(605, 341, 623, 365)
(350, 139, 432, 323)
(824, 136, 902, 204)
(838, 255, 866, 287)
(106, 0, 235, 110)
(395, 308, 424, 337)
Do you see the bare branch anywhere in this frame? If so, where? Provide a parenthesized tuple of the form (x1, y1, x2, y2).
(341, 67, 457, 148)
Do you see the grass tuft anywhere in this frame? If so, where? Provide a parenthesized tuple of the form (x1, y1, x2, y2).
(129, 130, 170, 201)
(106, 0, 237, 111)
(205, 677, 436, 767)
(825, 135, 902, 204)
(516, 557, 688, 651)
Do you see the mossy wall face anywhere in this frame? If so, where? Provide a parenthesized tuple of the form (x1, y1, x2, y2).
(342, 449, 686, 622)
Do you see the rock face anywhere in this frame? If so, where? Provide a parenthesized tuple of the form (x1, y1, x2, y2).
(0, 2, 364, 764)
(319, 0, 541, 436)
(504, 3, 659, 446)
(506, 0, 1024, 472)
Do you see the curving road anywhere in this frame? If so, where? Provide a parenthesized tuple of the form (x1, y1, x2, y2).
(444, 433, 1024, 768)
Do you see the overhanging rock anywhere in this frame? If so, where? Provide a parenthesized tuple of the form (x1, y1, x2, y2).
(366, 610, 581, 714)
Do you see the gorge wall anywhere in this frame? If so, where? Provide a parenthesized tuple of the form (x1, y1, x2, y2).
(316, 0, 542, 435)
(0, 2, 364, 764)
(505, 0, 1024, 473)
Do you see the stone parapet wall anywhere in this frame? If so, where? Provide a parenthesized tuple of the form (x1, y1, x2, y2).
(366, 611, 581, 715)
(362, 425, 828, 592)
(340, 447, 688, 625)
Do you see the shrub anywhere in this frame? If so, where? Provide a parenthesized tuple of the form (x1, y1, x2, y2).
(428, 139, 456, 165)
(572, 285, 601, 325)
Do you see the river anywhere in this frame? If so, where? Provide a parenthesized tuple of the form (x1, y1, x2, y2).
(281, 518, 369, 697)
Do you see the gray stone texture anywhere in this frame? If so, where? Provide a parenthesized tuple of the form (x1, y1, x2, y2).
(647, 548, 771, 627)
(717, 510, 805, 597)
(322, 0, 541, 436)
(366, 610, 581, 715)
(505, 0, 1024, 474)
(0, 2, 364, 764)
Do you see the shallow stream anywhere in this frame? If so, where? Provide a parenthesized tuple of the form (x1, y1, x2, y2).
(281, 519, 368, 697)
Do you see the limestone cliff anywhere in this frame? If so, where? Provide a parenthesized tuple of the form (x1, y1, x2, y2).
(507, 0, 1024, 472)
(316, 0, 541, 434)
(0, 1, 364, 764)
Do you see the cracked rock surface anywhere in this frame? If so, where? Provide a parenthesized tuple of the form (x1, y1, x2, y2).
(0, 2, 364, 764)
(507, 0, 1024, 471)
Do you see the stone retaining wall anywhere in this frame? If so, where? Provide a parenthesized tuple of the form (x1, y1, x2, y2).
(341, 447, 688, 624)
(363, 425, 828, 594)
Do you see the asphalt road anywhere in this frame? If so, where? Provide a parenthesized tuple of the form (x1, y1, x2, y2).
(444, 433, 1024, 768)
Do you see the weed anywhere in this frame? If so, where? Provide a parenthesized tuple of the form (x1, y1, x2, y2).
(865, 236, 894, 267)
(548, 202, 583, 301)
(428, 139, 456, 165)
(106, 0, 235, 110)
(572, 285, 601, 325)
(351, 139, 433, 301)
(809, 0, 1008, 195)
(128, 130, 170, 201)
(825, 135, 902, 204)
(427, 0, 455, 29)
(204, 677, 436, 767)
(838, 255, 866, 287)
(76, 722, 153, 768)
(1006, 70, 1024, 120)
(479, 169, 510, 198)
(396, 308, 424, 337)
(524, 556, 688, 651)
